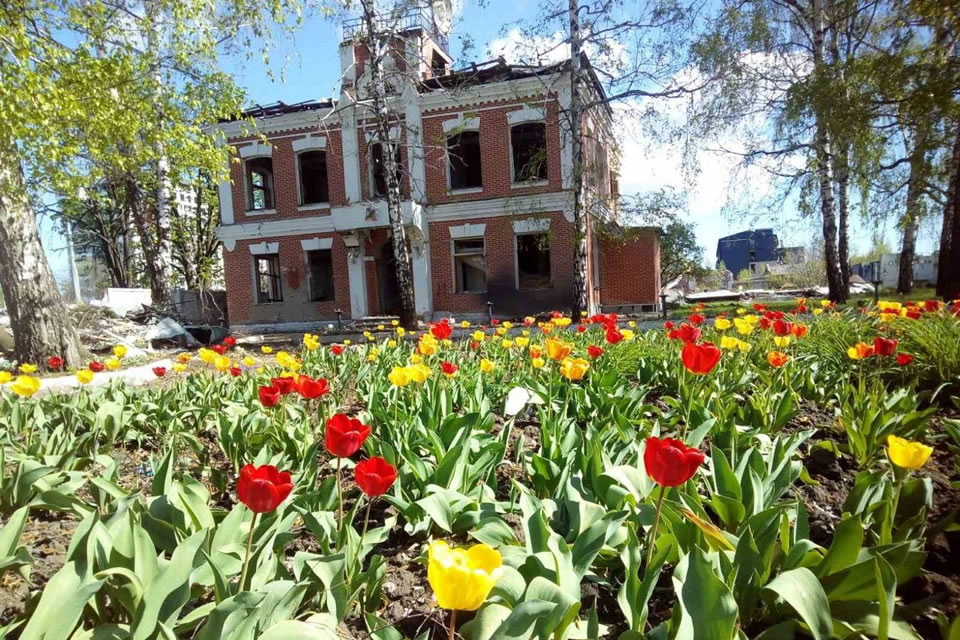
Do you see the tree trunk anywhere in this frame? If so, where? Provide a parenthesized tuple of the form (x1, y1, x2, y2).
(146, 3, 173, 304)
(362, 0, 417, 328)
(0, 134, 85, 367)
(826, 0, 848, 301)
(568, 0, 590, 316)
(937, 126, 960, 298)
(812, 0, 843, 301)
(939, 126, 960, 300)
(125, 174, 170, 304)
(898, 132, 929, 294)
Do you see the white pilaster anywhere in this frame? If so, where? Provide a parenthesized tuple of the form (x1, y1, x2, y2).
(339, 92, 363, 203)
(216, 136, 234, 225)
(410, 228, 432, 316)
(344, 234, 368, 318)
(403, 84, 427, 203)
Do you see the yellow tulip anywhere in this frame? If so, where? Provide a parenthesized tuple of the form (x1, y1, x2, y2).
(473, 331, 485, 342)
(522, 329, 530, 337)
(553, 317, 571, 327)
(496, 327, 507, 336)
(303, 335, 320, 350)
(501, 339, 514, 349)
(886, 435, 933, 470)
(397, 327, 406, 337)
(621, 329, 635, 341)
(515, 337, 529, 348)
(173, 363, 187, 373)
(344, 339, 352, 346)
(734, 318, 754, 335)
(105, 357, 121, 371)
(460, 320, 471, 328)
(559, 357, 589, 380)
(76, 370, 94, 385)
(19, 363, 37, 374)
(411, 353, 423, 364)
(545, 338, 573, 361)
(480, 359, 495, 373)
(847, 342, 873, 360)
(715, 318, 732, 331)
(737, 340, 752, 353)
(0, 371, 12, 384)
(531, 357, 545, 369)
(773, 336, 792, 347)
(388, 367, 410, 387)
(261, 345, 274, 354)
(391, 320, 399, 326)
(214, 356, 231, 371)
(877, 300, 902, 313)
(427, 541, 503, 611)
(377, 324, 385, 330)
(198, 348, 215, 364)
(813, 308, 824, 316)
(720, 336, 740, 350)
(523, 316, 536, 325)
(503, 321, 514, 329)
(387, 339, 397, 348)
(10, 375, 41, 397)
(736, 308, 746, 315)
(112, 345, 127, 358)
(628, 320, 637, 328)
(242, 356, 256, 367)
(820, 299, 832, 308)
(407, 363, 431, 383)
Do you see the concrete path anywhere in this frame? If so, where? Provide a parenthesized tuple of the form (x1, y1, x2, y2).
(35, 358, 174, 396)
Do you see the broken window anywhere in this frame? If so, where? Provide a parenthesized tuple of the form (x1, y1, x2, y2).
(299, 151, 329, 205)
(255, 254, 282, 303)
(246, 157, 274, 211)
(516, 232, 551, 289)
(447, 131, 482, 190)
(453, 238, 486, 293)
(306, 249, 334, 302)
(431, 50, 447, 76)
(370, 142, 402, 198)
(511, 123, 548, 183)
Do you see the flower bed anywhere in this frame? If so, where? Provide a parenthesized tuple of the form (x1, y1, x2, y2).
(1, 301, 959, 639)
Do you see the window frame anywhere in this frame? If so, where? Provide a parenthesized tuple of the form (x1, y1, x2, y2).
(508, 122, 549, 186)
(253, 253, 283, 304)
(244, 156, 275, 213)
(446, 130, 483, 193)
(304, 248, 335, 302)
(451, 236, 487, 294)
(296, 149, 330, 209)
(514, 231, 552, 290)
(369, 141, 402, 199)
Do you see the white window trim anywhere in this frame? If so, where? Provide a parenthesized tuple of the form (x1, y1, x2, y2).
(506, 106, 547, 125)
(445, 128, 483, 194)
(249, 241, 280, 255)
(442, 115, 480, 134)
(507, 120, 548, 186)
(511, 218, 550, 234)
(449, 223, 487, 238)
(239, 142, 273, 158)
(451, 234, 487, 295)
(513, 230, 552, 291)
(295, 148, 331, 210)
(301, 237, 333, 251)
(291, 135, 327, 153)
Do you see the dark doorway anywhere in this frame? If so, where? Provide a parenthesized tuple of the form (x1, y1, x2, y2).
(378, 241, 401, 315)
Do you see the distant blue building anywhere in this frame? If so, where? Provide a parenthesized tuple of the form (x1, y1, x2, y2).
(716, 229, 781, 275)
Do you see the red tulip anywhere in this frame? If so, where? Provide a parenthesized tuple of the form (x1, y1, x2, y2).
(47, 356, 64, 370)
(491, 318, 500, 326)
(297, 376, 329, 399)
(577, 324, 587, 333)
(772, 319, 793, 336)
(643, 436, 704, 487)
(605, 327, 624, 344)
(681, 341, 722, 375)
(676, 323, 701, 343)
(212, 344, 228, 355)
(791, 323, 808, 338)
(470, 340, 480, 350)
(271, 376, 297, 395)
(923, 300, 942, 313)
(152, 366, 167, 377)
(230, 366, 242, 377)
(688, 313, 705, 326)
(897, 353, 914, 366)
(224, 336, 237, 347)
(331, 344, 344, 356)
(905, 309, 922, 320)
(874, 336, 898, 357)
(664, 321, 674, 330)
(89, 361, 105, 372)
(237, 464, 293, 513)
(259, 385, 281, 407)
(759, 317, 772, 330)
(430, 319, 453, 340)
(587, 345, 604, 359)
(325, 413, 371, 458)
(441, 361, 458, 376)
(753, 303, 767, 312)
(355, 457, 397, 497)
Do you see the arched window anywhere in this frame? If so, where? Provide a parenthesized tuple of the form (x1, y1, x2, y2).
(298, 150, 329, 205)
(245, 157, 274, 211)
(510, 123, 547, 183)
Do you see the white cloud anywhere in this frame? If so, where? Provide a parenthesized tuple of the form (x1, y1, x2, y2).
(486, 27, 628, 71)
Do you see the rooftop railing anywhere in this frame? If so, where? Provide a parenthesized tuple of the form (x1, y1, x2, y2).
(342, 7, 448, 52)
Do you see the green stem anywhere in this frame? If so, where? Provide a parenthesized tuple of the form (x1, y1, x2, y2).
(239, 511, 259, 592)
(883, 473, 905, 545)
(352, 498, 373, 577)
(448, 609, 458, 640)
(645, 486, 667, 569)
(337, 456, 344, 535)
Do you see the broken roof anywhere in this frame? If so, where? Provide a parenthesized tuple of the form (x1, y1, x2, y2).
(220, 99, 335, 123)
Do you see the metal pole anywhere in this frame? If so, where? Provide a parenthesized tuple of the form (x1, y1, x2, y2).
(336, 309, 343, 333)
(873, 282, 881, 305)
(486, 301, 493, 325)
(660, 293, 668, 320)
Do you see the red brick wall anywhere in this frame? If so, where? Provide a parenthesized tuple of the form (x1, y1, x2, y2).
(422, 100, 563, 205)
(598, 229, 661, 305)
(222, 232, 351, 326)
(429, 212, 574, 315)
(228, 128, 345, 224)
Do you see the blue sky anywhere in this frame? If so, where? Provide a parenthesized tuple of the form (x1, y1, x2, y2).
(41, 0, 934, 285)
